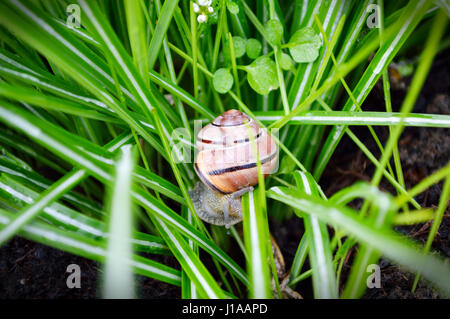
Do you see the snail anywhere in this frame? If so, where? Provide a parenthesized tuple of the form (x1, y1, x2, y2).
(188, 109, 278, 228)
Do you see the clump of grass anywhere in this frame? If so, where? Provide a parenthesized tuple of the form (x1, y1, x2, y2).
(0, 0, 449, 299)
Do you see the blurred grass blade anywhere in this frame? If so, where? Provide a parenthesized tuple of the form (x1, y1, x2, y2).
(412, 176, 450, 291)
(339, 184, 396, 298)
(103, 145, 136, 298)
(393, 209, 435, 226)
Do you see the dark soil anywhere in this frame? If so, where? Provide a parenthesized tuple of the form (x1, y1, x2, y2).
(0, 237, 181, 299)
(0, 47, 448, 299)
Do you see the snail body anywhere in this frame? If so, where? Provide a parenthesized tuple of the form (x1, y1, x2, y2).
(189, 182, 243, 227)
(189, 109, 278, 228)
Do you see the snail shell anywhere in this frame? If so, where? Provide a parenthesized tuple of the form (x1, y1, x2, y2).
(194, 109, 278, 194)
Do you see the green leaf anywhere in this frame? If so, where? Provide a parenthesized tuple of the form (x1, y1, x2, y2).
(245, 38, 262, 59)
(226, 0, 239, 15)
(213, 68, 234, 94)
(244, 56, 279, 95)
(288, 26, 322, 63)
(232, 36, 246, 58)
(222, 36, 246, 62)
(265, 19, 283, 46)
(279, 52, 294, 70)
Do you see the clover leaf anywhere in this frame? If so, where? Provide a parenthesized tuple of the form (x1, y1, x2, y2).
(243, 56, 279, 95)
(265, 19, 283, 46)
(279, 52, 294, 71)
(213, 68, 233, 94)
(223, 36, 246, 61)
(288, 27, 322, 63)
(246, 38, 262, 59)
(232, 36, 246, 58)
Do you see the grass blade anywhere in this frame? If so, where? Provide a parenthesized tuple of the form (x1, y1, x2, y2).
(147, 0, 179, 69)
(0, 169, 85, 245)
(293, 171, 338, 298)
(102, 145, 136, 298)
(242, 190, 272, 298)
(257, 110, 450, 128)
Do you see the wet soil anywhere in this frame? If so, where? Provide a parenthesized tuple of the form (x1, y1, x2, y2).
(0, 50, 448, 299)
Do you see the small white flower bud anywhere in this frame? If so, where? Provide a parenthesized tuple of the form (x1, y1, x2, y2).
(208, 6, 214, 13)
(198, 0, 209, 6)
(193, 3, 200, 12)
(197, 14, 207, 23)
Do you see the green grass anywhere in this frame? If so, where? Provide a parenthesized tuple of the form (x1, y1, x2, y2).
(0, 0, 449, 299)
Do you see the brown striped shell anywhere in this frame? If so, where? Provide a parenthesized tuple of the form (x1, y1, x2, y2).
(194, 109, 278, 194)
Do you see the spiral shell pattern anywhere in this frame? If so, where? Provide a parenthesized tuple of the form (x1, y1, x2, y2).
(194, 109, 278, 194)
